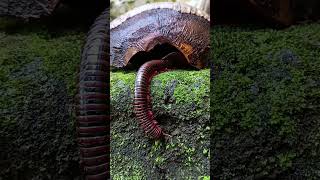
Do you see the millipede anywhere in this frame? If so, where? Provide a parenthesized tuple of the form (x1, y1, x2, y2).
(76, 2, 209, 179)
(110, 2, 210, 138)
(76, 8, 110, 180)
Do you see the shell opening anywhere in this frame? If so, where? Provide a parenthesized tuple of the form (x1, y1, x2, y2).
(125, 43, 192, 70)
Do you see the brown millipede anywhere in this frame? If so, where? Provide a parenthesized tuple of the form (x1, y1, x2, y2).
(76, 8, 110, 180)
(134, 59, 170, 138)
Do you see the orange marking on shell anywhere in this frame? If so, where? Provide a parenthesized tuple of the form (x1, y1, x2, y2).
(179, 43, 193, 57)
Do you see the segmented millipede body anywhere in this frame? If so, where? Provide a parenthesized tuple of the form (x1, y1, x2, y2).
(76, 9, 110, 180)
(111, 2, 210, 139)
(134, 58, 173, 138)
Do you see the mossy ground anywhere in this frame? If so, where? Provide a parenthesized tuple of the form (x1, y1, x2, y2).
(110, 70, 210, 179)
(0, 18, 86, 179)
(211, 23, 320, 179)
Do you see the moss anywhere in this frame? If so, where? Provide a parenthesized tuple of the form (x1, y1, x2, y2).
(111, 69, 210, 178)
(211, 23, 320, 179)
(111, 154, 147, 179)
(0, 29, 85, 96)
(0, 20, 84, 179)
(198, 176, 210, 180)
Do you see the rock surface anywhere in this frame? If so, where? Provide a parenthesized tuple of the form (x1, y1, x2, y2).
(110, 70, 210, 179)
(211, 24, 320, 179)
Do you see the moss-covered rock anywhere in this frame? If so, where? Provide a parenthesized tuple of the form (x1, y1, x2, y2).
(211, 24, 320, 179)
(110, 70, 210, 179)
(0, 20, 85, 179)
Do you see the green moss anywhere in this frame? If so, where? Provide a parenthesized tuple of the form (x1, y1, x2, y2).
(154, 156, 165, 166)
(211, 23, 320, 178)
(198, 176, 210, 180)
(277, 152, 296, 169)
(0, 20, 85, 179)
(111, 154, 147, 179)
(0, 27, 85, 96)
(157, 70, 210, 105)
(0, 26, 84, 115)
